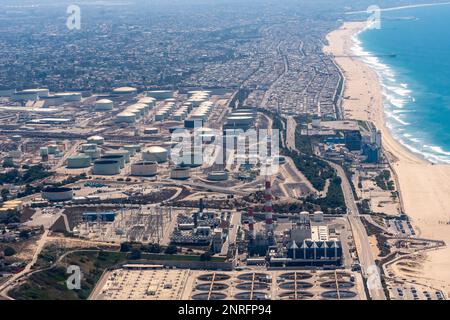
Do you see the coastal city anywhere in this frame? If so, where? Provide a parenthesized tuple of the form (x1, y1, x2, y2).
(1, 0, 450, 304)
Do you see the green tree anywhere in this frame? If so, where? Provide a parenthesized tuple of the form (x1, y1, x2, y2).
(4, 246, 16, 257)
(164, 245, 178, 255)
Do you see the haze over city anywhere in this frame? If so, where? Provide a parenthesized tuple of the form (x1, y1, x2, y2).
(0, 0, 449, 305)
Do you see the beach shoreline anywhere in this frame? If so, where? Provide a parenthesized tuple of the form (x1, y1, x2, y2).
(324, 21, 450, 295)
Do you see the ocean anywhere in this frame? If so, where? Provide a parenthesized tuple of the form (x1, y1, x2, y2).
(354, 3, 450, 163)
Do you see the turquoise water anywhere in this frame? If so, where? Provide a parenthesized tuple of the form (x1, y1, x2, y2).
(356, 4, 450, 163)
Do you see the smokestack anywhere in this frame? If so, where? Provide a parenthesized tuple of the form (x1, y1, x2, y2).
(264, 179, 273, 234)
(248, 208, 255, 238)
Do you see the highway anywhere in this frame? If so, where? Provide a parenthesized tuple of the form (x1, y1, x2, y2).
(329, 161, 386, 300)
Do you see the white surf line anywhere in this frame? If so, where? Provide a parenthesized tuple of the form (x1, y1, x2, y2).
(345, 1, 450, 14)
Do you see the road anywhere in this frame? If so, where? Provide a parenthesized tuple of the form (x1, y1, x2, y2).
(329, 161, 386, 300)
(286, 116, 296, 151)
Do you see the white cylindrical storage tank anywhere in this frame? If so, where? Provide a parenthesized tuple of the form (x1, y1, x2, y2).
(95, 99, 114, 111)
(55, 92, 82, 102)
(123, 144, 141, 154)
(130, 161, 158, 177)
(138, 97, 156, 108)
(207, 171, 229, 181)
(170, 166, 191, 180)
(145, 90, 174, 100)
(42, 187, 73, 202)
(87, 135, 105, 145)
(142, 146, 169, 163)
(227, 116, 253, 125)
(67, 154, 91, 168)
(188, 90, 211, 98)
(112, 87, 137, 96)
(93, 159, 121, 175)
(126, 108, 142, 119)
(100, 155, 125, 168)
(154, 112, 166, 121)
(116, 112, 136, 123)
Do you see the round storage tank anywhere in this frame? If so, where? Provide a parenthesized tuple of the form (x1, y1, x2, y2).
(130, 161, 158, 177)
(82, 149, 101, 159)
(112, 87, 137, 95)
(207, 171, 229, 181)
(81, 144, 97, 152)
(142, 146, 169, 163)
(87, 136, 105, 145)
(145, 90, 174, 100)
(95, 99, 114, 111)
(170, 166, 191, 180)
(104, 150, 130, 163)
(123, 145, 140, 156)
(101, 155, 125, 168)
(227, 116, 253, 125)
(42, 187, 73, 202)
(116, 112, 136, 123)
(55, 92, 82, 102)
(93, 159, 121, 175)
(67, 154, 91, 168)
(138, 97, 156, 108)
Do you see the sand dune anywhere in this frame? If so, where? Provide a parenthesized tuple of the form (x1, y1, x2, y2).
(324, 21, 450, 295)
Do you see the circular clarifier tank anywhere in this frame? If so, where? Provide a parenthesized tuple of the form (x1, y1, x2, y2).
(195, 283, 229, 291)
(279, 272, 313, 280)
(234, 292, 269, 300)
(279, 281, 313, 290)
(320, 281, 355, 289)
(237, 273, 269, 281)
(320, 272, 351, 279)
(192, 292, 227, 300)
(197, 273, 231, 282)
(235, 282, 269, 290)
(278, 291, 314, 300)
(321, 290, 357, 299)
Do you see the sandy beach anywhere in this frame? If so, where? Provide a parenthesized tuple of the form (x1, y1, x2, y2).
(324, 21, 450, 295)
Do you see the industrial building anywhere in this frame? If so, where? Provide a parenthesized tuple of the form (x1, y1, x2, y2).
(82, 211, 116, 222)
